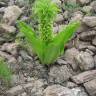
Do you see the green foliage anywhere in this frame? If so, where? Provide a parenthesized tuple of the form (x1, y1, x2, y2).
(0, 57, 11, 82)
(18, 0, 80, 65)
(63, 2, 81, 12)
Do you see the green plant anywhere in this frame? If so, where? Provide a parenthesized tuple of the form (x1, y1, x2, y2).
(18, 0, 80, 65)
(63, 2, 81, 12)
(0, 57, 11, 82)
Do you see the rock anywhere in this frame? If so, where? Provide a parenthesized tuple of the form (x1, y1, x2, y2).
(44, 85, 88, 96)
(71, 87, 88, 96)
(82, 16, 96, 27)
(82, 6, 92, 14)
(84, 79, 96, 96)
(23, 79, 47, 96)
(64, 48, 79, 71)
(77, 0, 90, 5)
(53, 26, 59, 33)
(94, 55, 96, 67)
(0, 51, 16, 62)
(11, 74, 25, 86)
(44, 85, 74, 96)
(74, 40, 91, 49)
(0, 24, 16, 33)
(90, 1, 96, 12)
(75, 51, 94, 71)
(66, 82, 78, 88)
(71, 11, 83, 22)
(56, 59, 67, 65)
(6, 85, 24, 96)
(12, 0, 29, 7)
(79, 30, 96, 41)
(3, 5, 22, 25)
(49, 65, 72, 83)
(19, 92, 27, 96)
(71, 70, 96, 84)
(55, 14, 64, 23)
(92, 37, 96, 46)
(1, 43, 18, 56)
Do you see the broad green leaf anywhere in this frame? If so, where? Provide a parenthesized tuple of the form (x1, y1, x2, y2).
(17, 21, 44, 61)
(53, 21, 80, 53)
(43, 43, 60, 64)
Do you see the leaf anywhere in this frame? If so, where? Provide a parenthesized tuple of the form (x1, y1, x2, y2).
(42, 43, 60, 64)
(0, 58, 11, 82)
(53, 21, 80, 53)
(17, 21, 44, 61)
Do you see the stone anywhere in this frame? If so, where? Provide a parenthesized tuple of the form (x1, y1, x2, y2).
(1, 43, 18, 56)
(82, 16, 96, 27)
(6, 85, 24, 96)
(44, 85, 74, 96)
(77, 0, 90, 5)
(75, 51, 95, 71)
(90, 1, 96, 12)
(49, 65, 72, 83)
(71, 70, 96, 84)
(71, 87, 88, 96)
(71, 11, 83, 22)
(44, 85, 88, 96)
(22, 79, 47, 96)
(84, 79, 96, 96)
(56, 59, 67, 65)
(94, 55, 96, 67)
(3, 5, 22, 25)
(82, 6, 92, 14)
(64, 48, 79, 71)
(11, 74, 25, 86)
(79, 30, 96, 41)
(92, 37, 96, 46)
(53, 26, 59, 33)
(55, 14, 64, 23)
(66, 82, 78, 88)
(0, 24, 16, 33)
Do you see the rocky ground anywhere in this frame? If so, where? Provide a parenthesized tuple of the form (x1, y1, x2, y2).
(0, 0, 96, 96)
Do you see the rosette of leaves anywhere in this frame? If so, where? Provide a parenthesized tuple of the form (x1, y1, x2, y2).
(18, 0, 80, 65)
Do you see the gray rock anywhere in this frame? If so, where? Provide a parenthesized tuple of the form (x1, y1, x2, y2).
(71, 11, 83, 22)
(44, 85, 74, 96)
(11, 74, 26, 86)
(56, 59, 67, 65)
(23, 79, 47, 96)
(66, 82, 78, 88)
(6, 85, 24, 96)
(94, 55, 96, 67)
(49, 65, 72, 83)
(84, 79, 96, 96)
(75, 51, 95, 71)
(77, 0, 90, 5)
(64, 48, 79, 71)
(92, 37, 96, 46)
(82, 16, 96, 27)
(71, 70, 96, 84)
(1, 43, 18, 56)
(71, 87, 88, 96)
(44, 85, 88, 96)
(3, 5, 22, 25)
(82, 6, 92, 14)
(79, 30, 96, 41)
(0, 24, 16, 33)
(90, 1, 96, 12)
(55, 14, 64, 23)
